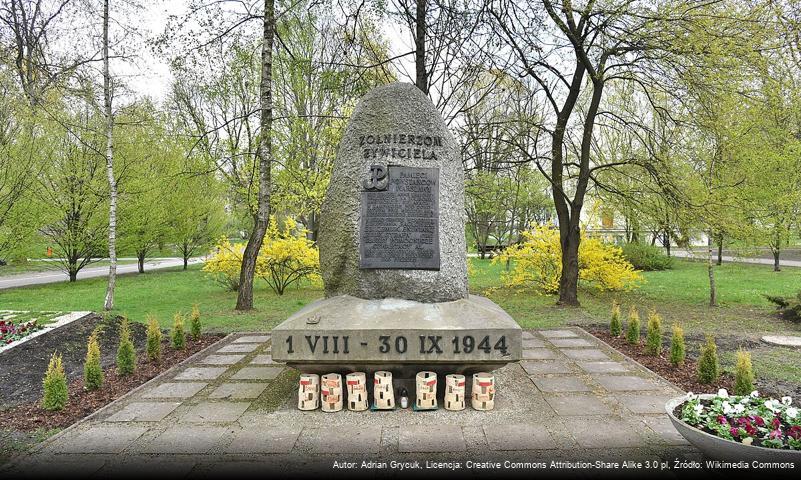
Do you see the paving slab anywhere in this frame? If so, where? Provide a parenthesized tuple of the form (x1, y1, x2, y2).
(561, 349, 611, 361)
(641, 416, 690, 446)
(594, 375, 661, 392)
(544, 395, 613, 416)
(532, 376, 592, 393)
(576, 361, 629, 374)
(209, 383, 269, 400)
(200, 354, 247, 365)
(140, 382, 207, 399)
(3, 329, 694, 474)
(51, 425, 148, 454)
(226, 426, 302, 453)
(300, 426, 382, 453)
(217, 343, 261, 353)
(136, 425, 232, 454)
(539, 330, 579, 338)
(174, 367, 228, 381)
(561, 418, 647, 449)
(549, 338, 594, 348)
(106, 402, 181, 422)
(521, 360, 574, 375)
(522, 348, 559, 360)
(233, 335, 271, 343)
(484, 424, 556, 450)
(180, 402, 251, 423)
(522, 338, 547, 348)
(616, 394, 677, 414)
(761, 335, 801, 348)
(398, 425, 466, 453)
(250, 354, 283, 365)
(231, 366, 284, 380)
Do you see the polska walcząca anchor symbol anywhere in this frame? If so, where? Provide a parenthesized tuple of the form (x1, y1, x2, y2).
(363, 164, 388, 191)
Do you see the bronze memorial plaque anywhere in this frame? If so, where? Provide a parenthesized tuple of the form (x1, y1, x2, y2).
(359, 165, 440, 270)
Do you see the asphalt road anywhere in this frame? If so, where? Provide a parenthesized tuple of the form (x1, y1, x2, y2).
(0, 257, 204, 290)
(671, 250, 801, 268)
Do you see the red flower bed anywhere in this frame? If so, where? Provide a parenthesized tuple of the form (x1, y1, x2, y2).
(0, 319, 41, 345)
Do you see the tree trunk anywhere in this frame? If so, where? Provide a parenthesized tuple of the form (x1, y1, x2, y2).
(69, 270, 77, 282)
(414, 0, 427, 94)
(665, 231, 671, 257)
(773, 249, 781, 272)
(183, 256, 188, 270)
(137, 251, 145, 273)
(716, 241, 723, 266)
(102, 0, 117, 311)
(558, 226, 580, 305)
(707, 235, 717, 307)
(235, 0, 273, 311)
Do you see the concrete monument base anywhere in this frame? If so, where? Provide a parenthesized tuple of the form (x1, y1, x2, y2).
(271, 295, 521, 377)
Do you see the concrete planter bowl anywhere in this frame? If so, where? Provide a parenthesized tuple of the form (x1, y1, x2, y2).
(666, 394, 801, 462)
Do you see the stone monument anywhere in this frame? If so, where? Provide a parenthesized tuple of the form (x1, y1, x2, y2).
(271, 82, 521, 375)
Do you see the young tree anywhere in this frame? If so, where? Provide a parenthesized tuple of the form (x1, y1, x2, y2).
(37, 109, 108, 281)
(101, 0, 117, 310)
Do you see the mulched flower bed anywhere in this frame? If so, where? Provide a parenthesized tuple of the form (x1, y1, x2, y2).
(0, 334, 222, 432)
(590, 327, 736, 395)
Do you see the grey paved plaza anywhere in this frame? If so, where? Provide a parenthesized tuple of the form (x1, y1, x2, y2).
(2, 328, 702, 477)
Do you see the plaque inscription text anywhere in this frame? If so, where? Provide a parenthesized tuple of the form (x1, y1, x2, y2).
(359, 166, 440, 270)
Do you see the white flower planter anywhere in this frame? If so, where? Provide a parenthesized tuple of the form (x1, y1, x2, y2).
(666, 394, 801, 462)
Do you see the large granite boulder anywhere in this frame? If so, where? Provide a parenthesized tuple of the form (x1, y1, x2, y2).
(319, 82, 468, 302)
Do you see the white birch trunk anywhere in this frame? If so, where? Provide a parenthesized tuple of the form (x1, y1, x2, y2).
(102, 0, 117, 311)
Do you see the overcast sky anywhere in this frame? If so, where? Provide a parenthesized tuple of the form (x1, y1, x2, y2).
(125, 1, 414, 102)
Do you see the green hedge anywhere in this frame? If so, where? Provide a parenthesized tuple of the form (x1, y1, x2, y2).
(620, 243, 673, 271)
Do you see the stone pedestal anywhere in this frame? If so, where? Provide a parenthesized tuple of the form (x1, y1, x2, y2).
(271, 294, 522, 377)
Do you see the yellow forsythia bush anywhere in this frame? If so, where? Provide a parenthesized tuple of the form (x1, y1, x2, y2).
(203, 217, 320, 295)
(202, 237, 244, 291)
(256, 217, 320, 295)
(495, 225, 642, 293)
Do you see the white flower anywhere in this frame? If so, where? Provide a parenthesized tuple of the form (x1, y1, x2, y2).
(733, 404, 745, 415)
(786, 407, 798, 419)
(740, 396, 751, 404)
(782, 396, 793, 406)
(722, 402, 733, 415)
(694, 404, 704, 414)
(687, 392, 696, 400)
(717, 389, 729, 398)
(750, 391, 760, 398)
(764, 400, 781, 412)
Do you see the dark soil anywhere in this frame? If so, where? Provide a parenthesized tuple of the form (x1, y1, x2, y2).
(588, 326, 801, 400)
(590, 327, 737, 395)
(0, 312, 222, 408)
(0, 332, 221, 432)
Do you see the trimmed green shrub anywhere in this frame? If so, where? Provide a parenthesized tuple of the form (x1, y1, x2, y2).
(83, 332, 104, 390)
(42, 352, 68, 411)
(626, 306, 640, 345)
(146, 315, 162, 362)
(670, 324, 686, 367)
(620, 243, 673, 271)
(610, 301, 622, 337)
(116, 317, 136, 376)
(190, 304, 202, 340)
(697, 335, 720, 384)
(645, 310, 662, 356)
(734, 349, 755, 395)
(172, 312, 186, 350)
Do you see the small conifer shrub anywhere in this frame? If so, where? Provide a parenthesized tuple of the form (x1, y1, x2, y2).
(42, 352, 68, 411)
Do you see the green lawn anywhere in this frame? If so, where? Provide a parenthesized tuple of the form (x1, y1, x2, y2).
(1, 257, 800, 386)
(0, 265, 321, 332)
